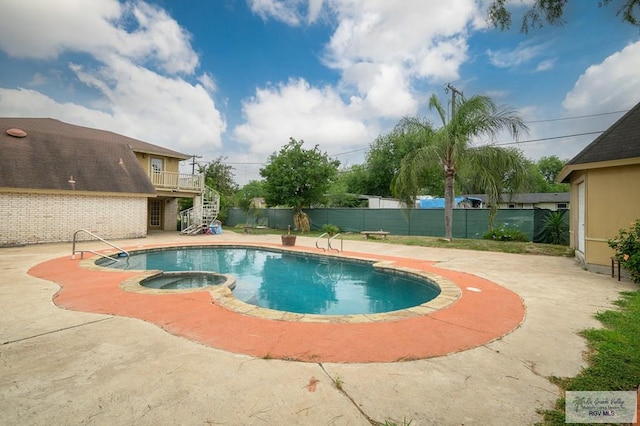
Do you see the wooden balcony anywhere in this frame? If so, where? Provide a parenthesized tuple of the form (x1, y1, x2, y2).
(149, 171, 203, 192)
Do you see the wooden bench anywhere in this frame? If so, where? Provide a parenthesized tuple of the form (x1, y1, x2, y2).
(360, 230, 390, 240)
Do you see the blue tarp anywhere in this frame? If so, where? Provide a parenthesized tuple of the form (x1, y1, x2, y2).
(419, 196, 482, 209)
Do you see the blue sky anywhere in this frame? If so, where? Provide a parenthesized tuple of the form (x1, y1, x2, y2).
(1, 0, 639, 185)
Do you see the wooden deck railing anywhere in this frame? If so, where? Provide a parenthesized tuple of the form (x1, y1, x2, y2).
(149, 171, 203, 192)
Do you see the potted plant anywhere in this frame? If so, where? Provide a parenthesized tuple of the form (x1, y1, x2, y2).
(281, 225, 296, 246)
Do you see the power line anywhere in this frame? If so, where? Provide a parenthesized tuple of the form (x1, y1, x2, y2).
(525, 109, 628, 124)
(491, 131, 604, 146)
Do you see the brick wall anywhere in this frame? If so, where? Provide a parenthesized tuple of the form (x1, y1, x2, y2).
(0, 192, 148, 246)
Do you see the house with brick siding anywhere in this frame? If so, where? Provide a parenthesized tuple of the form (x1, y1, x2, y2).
(0, 118, 215, 246)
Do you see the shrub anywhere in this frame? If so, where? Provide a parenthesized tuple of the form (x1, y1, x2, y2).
(483, 224, 529, 242)
(321, 223, 341, 235)
(542, 210, 569, 245)
(608, 220, 640, 283)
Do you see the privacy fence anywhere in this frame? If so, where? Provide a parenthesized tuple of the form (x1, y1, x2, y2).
(226, 208, 568, 243)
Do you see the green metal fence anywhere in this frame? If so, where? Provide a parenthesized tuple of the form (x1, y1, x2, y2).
(226, 207, 568, 243)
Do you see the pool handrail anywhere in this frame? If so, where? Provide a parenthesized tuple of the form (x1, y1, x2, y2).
(71, 229, 130, 262)
(328, 233, 343, 253)
(315, 232, 328, 252)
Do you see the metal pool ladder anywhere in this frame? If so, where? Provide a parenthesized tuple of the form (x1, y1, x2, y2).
(71, 229, 130, 262)
(315, 232, 343, 253)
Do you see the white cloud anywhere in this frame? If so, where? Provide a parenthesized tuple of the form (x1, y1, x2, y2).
(248, 0, 304, 25)
(0, 0, 198, 74)
(563, 41, 640, 113)
(323, 0, 479, 72)
(307, 0, 325, 23)
(0, 87, 115, 123)
(234, 78, 375, 158)
(535, 58, 556, 72)
(70, 56, 225, 151)
(486, 41, 547, 68)
(235, 0, 484, 157)
(0, 0, 224, 154)
(247, 0, 326, 25)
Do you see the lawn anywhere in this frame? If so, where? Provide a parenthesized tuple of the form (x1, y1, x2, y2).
(538, 290, 640, 425)
(229, 226, 575, 257)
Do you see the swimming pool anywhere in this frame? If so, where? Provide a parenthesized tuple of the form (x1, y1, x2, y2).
(102, 246, 441, 315)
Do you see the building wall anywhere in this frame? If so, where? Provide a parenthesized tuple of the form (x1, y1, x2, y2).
(134, 152, 181, 174)
(570, 164, 640, 270)
(497, 201, 567, 210)
(163, 198, 178, 231)
(0, 192, 148, 246)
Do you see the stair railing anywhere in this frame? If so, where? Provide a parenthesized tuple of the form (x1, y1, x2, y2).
(328, 233, 343, 253)
(315, 232, 328, 252)
(71, 229, 129, 261)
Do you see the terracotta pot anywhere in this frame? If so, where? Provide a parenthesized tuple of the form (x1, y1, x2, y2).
(281, 235, 296, 246)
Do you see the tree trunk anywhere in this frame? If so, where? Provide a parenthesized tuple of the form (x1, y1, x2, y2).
(444, 169, 455, 241)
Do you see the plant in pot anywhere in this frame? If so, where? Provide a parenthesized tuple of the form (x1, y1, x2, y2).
(281, 225, 297, 246)
(282, 209, 310, 246)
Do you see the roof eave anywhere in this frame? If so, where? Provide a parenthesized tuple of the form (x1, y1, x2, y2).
(557, 157, 640, 183)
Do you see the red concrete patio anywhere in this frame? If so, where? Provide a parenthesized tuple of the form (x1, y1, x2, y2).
(29, 241, 525, 363)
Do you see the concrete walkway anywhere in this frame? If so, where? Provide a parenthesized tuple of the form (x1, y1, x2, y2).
(1, 231, 636, 425)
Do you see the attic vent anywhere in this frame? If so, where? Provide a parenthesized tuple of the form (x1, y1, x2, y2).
(6, 128, 27, 138)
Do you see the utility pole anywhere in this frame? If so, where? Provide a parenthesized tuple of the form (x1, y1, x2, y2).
(189, 154, 202, 175)
(445, 83, 463, 120)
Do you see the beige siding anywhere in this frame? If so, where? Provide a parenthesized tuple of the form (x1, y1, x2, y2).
(570, 164, 640, 268)
(134, 153, 181, 174)
(0, 193, 147, 246)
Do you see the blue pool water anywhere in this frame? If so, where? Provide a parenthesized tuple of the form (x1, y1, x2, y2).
(103, 247, 440, 315)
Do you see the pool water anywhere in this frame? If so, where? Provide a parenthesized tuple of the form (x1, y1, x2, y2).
(104, 247, 440, 315)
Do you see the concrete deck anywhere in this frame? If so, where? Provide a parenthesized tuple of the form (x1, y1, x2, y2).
(1, 231, 637, 425)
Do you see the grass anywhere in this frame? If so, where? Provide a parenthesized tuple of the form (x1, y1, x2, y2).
(537, 290, 640, 425)
(229, 226, 575, 257)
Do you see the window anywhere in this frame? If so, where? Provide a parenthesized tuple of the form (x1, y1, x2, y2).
(508, 203, 516, 209)
(150, 158, 164, 185)
(151, 157, 164, 173)
(557, 203, 568, 209)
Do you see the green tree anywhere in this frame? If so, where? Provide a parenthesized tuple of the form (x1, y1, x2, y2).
(361, 130, 436, 197)
(326, 166, 368, 207)
(236, 180, 265, 224)
(198, 156, 238, 195)
(393, 94, 529, 240)
(517, 156, 569, 193)
(536, 155, 565, 184)
(260, 138, 340, 231)
(488, 0, 640, 32)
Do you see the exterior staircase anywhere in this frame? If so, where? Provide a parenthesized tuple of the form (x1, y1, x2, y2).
(179, 185, 220, 235)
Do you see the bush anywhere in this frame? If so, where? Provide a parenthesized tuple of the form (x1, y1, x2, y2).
(608, 220, 640, 283)
(542, 210, 569, 245)
(483, 224, 529, 242)
(321, 223, 341, 235)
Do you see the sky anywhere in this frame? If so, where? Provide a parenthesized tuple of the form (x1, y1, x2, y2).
(1, 0, 639, 185)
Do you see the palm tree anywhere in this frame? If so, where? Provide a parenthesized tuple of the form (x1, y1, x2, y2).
(393, 93, 529, 240)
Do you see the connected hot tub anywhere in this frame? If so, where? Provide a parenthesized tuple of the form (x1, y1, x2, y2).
(139, 271, 235, 291)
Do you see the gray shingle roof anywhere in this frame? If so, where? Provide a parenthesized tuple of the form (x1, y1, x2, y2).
(0, 118, 177, 194)
(567, 102, 640, 165)
(469, 193, 569, 204)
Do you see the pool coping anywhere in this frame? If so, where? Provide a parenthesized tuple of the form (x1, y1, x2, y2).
(29, 241, 526, 363)
(92, 244, 461, 324)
